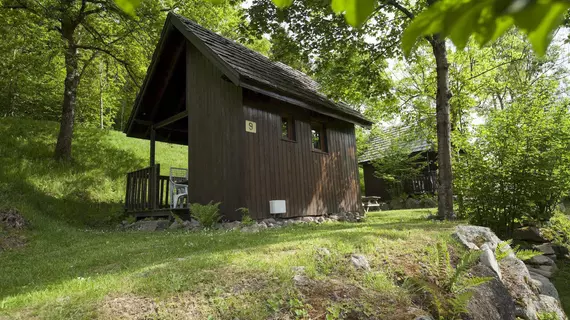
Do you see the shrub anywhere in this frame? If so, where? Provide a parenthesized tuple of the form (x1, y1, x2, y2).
(454, 102, 570, 237)
(237, 207, 255, 226)
(189, 202, 221, 228)
(542, 211, 570, 251)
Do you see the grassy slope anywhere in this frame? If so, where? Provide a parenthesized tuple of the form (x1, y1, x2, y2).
(0, 117, 567, 319)
(0, 117, 187, 228)
(0, 209, 456, 319)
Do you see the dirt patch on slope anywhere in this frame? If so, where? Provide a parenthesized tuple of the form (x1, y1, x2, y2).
(296, 278, 421, 320)
(0, 208, 28, 229)
(0, 208, 28, 252)
(99, 293, 209, 320)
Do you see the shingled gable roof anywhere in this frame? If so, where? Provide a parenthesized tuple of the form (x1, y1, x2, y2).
(358, 126, 432, 163)
(168, 13, 372, 127)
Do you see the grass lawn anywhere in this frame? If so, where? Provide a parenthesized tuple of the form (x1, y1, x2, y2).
(0, 209, 456, 319)
(1, 117, 568, 319)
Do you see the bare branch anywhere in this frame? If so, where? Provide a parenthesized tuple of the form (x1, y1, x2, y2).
(79, 51, 98, 79)
(75, 44, 140, 87)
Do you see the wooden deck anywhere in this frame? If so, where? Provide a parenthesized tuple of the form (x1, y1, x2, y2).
(125, 164, 189, 219)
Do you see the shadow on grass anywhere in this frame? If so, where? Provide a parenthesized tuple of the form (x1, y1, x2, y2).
(0, 211, 458, 301)
(0, 118, 149, 227)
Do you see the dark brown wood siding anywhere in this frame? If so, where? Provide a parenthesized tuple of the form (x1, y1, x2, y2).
(362, 162, 392, 200)
(186, 41, 245, 220)
(242, 91, 362, 219)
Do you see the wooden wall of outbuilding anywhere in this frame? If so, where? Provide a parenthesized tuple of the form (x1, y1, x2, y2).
(185, 40, 362, 220)
(186, 41, 246, 218)
(242, 91, 362, 219)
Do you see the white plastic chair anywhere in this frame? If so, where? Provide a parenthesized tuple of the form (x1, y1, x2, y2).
(169, 167, 188, 208)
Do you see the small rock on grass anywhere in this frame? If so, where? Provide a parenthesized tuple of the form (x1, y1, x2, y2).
(350, 254, 370, 271)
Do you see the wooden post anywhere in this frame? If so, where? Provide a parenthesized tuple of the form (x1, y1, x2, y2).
(150, 128, 157, 210)
(150, 127, 156, 167)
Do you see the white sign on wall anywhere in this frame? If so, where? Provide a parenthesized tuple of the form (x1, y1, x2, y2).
(245, 120, 256, 133)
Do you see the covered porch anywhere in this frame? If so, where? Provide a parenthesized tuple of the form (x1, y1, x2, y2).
(125, 164, 190, 219)
(123, 21, 191, 219)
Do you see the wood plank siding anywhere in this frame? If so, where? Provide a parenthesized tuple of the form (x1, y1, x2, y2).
(243, 91, 362, 219)
(186, 41, 246, 219)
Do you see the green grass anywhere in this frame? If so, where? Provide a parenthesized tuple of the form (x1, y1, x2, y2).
(0, 117, 187, 228)
(0, 209, 456, 319)
(0, 117, 568, 319)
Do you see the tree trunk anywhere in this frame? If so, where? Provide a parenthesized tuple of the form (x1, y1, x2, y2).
(430, 35, 455, 220)
(99, 61, 104, 129)
(55, 42, 80, 161)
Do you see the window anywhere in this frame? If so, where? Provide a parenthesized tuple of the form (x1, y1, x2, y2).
(311, 123, 327, 152)
(281, 115, 295, 141)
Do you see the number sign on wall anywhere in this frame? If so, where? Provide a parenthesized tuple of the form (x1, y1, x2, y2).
(246, 120, 256, 133)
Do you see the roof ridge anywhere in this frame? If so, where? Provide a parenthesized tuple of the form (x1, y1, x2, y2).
(171, 13, 372, 126)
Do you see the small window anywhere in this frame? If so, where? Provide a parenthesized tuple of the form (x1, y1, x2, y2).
(281, 115, 295, 141)
(311, 123, 327, 152)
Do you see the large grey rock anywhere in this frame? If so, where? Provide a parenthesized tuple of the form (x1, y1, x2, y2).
(222, 221, 241, 230)
(534, 243, 556, 255)
(168, 221, 183, 230)
(135, 220, 170, 231)
(453, 225, 502, 251)
(499, 255, 536, 317)
(529, 271, 559, 300)
(380, 203, 391, 211)
(535, 294, 567, 320)
(527, 265, 558, 279)
(465, 264, 517, 320)
(480, 244, 502, 280)
(262, 218, 276, 225)
(525, 255, 556, 266)
(183, 219, 200, 230)
(513, 226, 548, 243)
(350, 254, 370, 271)
(316, 247, 331, 256)
(240, 225, 260, 233)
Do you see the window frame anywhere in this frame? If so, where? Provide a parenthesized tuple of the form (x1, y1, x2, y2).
(280, 114, 296, 142)
(310, 122, 327, 153)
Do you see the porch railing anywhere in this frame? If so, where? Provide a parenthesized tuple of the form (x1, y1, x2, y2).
(391, 171, 438, 196)
(125, 164, 171, 212)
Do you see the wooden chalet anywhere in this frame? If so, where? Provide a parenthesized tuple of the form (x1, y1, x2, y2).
(123, 13, 373, 220)
(359, 127, 437, 201)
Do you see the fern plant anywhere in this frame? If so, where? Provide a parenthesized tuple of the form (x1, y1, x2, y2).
(189, 201, 221, 228)
(236, 207, 255, 226)
(405, 241, 492, 320)
(495, 240, 542, 262)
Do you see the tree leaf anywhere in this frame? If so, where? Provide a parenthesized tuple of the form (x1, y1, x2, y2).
(401, 4, 445, 56)
(114, 0, 141, 16)
(272, 0, 294, 8)
(331, 0, 347, 14)
(513, 2, 570, 56)
(343, 0, 376, 27)
(447, 2, 486, 50)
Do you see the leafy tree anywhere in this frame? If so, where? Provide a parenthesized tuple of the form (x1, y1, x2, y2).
(245, 0, 458, 219)
(1, 0, 264, 160)
(1, 0, 147, 161)
(454, 92, 570, 237)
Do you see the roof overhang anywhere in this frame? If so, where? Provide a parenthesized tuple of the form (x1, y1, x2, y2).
(125, 13, 373, 139)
